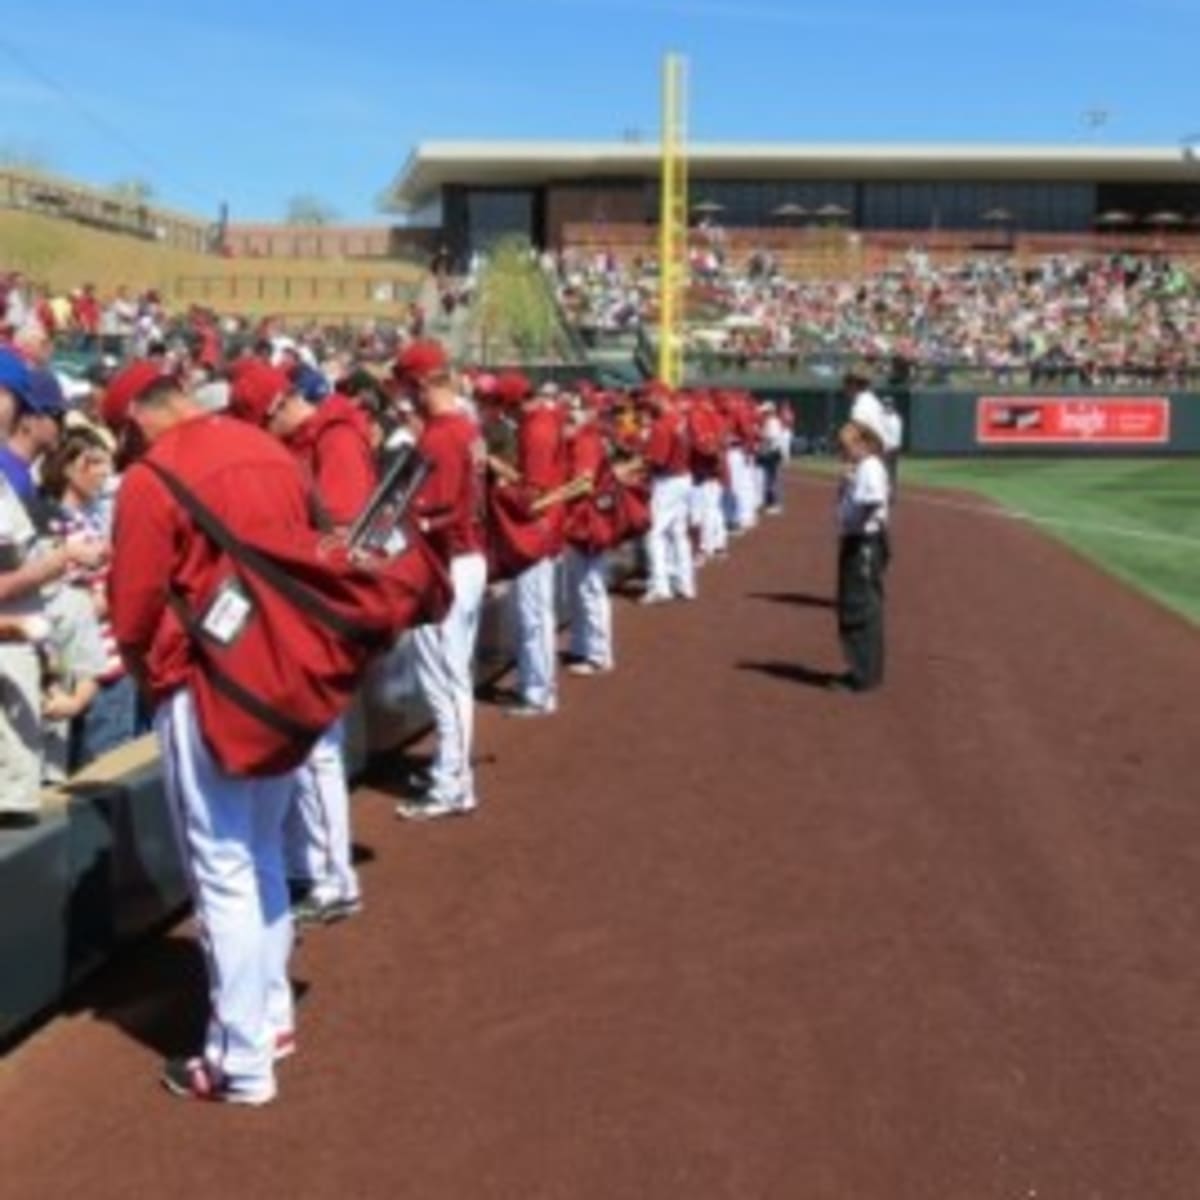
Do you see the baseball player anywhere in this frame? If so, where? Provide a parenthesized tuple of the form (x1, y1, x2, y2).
(564, 394, 614, 675)
(393, 341, 488, 820)
(641, 385, 696, 604)
(687, 390, 728, 562)
(228, 360, 375, 925)
(506, 382, 568, 716)
(107, 365, 313, 1105)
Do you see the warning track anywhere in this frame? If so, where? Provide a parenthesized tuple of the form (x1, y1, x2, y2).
(2, 475, 1199, 1200)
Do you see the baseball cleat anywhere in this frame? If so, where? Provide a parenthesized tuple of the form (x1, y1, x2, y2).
(293, 893, 364, 927)
(503, 702, 556, 718)
(395, 792, 478, 821)
(161, 1057, 276, 1106)
(567, 661, 612, 677)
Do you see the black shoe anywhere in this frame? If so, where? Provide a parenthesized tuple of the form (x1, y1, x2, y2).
(827, 673, 861, 693)
(0, 811, 40, 831)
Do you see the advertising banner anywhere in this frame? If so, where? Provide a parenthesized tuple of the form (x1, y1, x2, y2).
(976, 397, 1171, 445)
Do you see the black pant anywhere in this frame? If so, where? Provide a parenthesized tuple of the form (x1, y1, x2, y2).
(837, 533, 889, 691)
(759, 451, 783, 509)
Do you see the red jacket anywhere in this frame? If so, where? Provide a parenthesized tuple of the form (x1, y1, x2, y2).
(412, 410, 486, 560)
(109, 414, 313, 706)
(285, 394, 376, 527)
(568, 423, 606, 480)
(518, 405, 568, 492)
(646, 409, 690, 476)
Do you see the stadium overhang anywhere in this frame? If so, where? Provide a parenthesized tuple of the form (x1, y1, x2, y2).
(389, 140, 1200, 212)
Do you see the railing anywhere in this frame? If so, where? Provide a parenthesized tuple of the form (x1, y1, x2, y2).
(0, 167, 213, 254)
(173, 275, 422, 313)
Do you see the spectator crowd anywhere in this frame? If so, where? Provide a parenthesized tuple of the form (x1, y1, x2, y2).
(553, 244, 1200, 386)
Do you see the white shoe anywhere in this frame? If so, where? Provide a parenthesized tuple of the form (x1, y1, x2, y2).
(640, 591, 671, 606)
(396, 792, 477, 821)
(567, 661, 612, 677)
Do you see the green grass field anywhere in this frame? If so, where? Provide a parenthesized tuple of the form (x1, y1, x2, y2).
(897, 458, 1200, 625)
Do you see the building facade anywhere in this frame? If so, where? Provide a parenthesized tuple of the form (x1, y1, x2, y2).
(388, 141, 1200, 262)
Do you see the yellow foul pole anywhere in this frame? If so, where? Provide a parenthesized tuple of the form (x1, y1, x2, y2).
(657, 52, 688, 388)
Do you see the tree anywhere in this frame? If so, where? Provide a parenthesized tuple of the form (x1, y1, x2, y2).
(472, 236, 568, 364)
(285, 193, 340, 226)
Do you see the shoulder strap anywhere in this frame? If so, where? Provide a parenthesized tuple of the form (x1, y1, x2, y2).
(164, 592, 326, 745)
(142, 460, 377, 647)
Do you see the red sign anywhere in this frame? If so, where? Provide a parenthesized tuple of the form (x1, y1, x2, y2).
(976, 397, 1171, 445)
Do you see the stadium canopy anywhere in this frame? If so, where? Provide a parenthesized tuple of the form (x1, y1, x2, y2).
(389, 141, 1200, 212)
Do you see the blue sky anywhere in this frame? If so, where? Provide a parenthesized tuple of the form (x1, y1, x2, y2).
(1, 0, 1198, 222)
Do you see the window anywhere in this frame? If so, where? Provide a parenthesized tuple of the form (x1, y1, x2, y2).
(466, 190, 535, 253)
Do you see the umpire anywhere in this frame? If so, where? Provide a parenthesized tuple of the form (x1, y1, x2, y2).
(833, 411, 891, 693)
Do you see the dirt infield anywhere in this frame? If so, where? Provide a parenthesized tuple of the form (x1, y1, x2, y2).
(3, 472, 1199, 1200)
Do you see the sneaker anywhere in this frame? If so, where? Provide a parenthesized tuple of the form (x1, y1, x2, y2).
(765, 505, 783, 516)
(293, 893, 363, 927)
(639, 591, 671, 606)
(274, 1030, 298, 1062)
(395, 792, 477, 821)
(161, 1057, 276, 1106)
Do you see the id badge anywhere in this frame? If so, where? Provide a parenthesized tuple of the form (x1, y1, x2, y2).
(200, 579, 254, 646)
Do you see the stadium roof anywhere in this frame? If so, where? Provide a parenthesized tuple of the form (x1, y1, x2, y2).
(390, 140, 1200, 211)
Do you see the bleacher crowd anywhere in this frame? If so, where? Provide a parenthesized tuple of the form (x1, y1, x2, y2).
(553, 244, 1200, 385)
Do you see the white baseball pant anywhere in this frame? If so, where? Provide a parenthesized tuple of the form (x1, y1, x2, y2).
(723, 449, 745, 530)
(566, 546, 613, 669)
(699, 478, 727, 556)
(513, 555, 559, 711)
(284, 720, 359, 905)
(645, 473, 695, 599)
(413, 551, 487, 804)
(157, 687, 294, 1094)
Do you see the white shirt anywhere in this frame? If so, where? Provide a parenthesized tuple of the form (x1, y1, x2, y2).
(850, 388, 886, 433)
(838, 456, 889, 536)
(881, 409, 903, 453)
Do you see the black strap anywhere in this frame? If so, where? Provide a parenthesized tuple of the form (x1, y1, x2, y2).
(143, 460, 377, 647)
(165, 593, 325, 744)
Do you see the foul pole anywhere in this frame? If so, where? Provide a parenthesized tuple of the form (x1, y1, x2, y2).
(657, 52, 688, 387)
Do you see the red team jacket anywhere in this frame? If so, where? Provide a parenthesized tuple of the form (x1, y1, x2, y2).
(645, 408, 691, 477)
(412, 410, 486, 561)
(285, 394, 377, 526)
(109, 413, 313, 706)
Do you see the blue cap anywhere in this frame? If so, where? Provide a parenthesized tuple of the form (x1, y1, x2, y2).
(293, 363, 331, 404)
(0, 348, 32, 406)
(25, 369, 66, 416)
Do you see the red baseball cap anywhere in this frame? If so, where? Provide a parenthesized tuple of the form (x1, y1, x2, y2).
(494, 371, 532, 408)
(393, 339, 448, 382)
(100, 360, 165, 429)
(228, 360, 292, 427)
